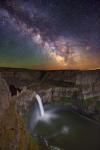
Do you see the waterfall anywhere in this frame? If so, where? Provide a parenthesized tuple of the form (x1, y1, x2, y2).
(36, 94, 45, 117)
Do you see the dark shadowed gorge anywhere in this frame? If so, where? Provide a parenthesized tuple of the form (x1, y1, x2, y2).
(0, 68, 100, 150)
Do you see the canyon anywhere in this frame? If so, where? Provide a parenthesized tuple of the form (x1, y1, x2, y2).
(0, 68, 100, 121)
(0, 68, 100, 150)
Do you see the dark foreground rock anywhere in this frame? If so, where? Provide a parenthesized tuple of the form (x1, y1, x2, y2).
(0, 75, 39, 150)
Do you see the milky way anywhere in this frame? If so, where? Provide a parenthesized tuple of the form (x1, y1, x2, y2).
(0, 0, 100, 70)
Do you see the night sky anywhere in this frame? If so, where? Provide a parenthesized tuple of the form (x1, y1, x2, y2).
(0, 0, 100, 70)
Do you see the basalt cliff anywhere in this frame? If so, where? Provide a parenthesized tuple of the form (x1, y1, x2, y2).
(0, 68, 100, 121)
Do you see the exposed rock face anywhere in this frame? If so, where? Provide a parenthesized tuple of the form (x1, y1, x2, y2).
(0, 73, 11, 117)
(13, 88, 35, 115)
(0, 68, 100, 120)
(75, 72, 100, 114)
(41, 88, 53, 103)
(76, 72, 100, 100)
(0, 68, 41, 87)
(42, 87, 76, 103)
(0, 73, 39, 150)
(0, 99, 39, 150)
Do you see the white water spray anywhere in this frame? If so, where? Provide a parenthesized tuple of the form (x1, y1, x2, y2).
(30, 92, 58, 131)
(36, 94, 45, 117)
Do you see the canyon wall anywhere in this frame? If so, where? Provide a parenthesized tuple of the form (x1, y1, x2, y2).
(0, 73, 11, 117)
(0, 68, 100, 121)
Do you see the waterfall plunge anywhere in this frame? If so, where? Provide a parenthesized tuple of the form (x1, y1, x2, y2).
(35, 94, 57, 122)
(29, 92, 57, 131)
(36, 94, 45, 117)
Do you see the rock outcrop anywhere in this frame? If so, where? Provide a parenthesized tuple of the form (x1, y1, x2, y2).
(0, 73, 11, 117)
(0, 68, 100, 121)
(14, 88, 35, 115)
(41, 87, 76, 103)
(0, 73, 39, 150)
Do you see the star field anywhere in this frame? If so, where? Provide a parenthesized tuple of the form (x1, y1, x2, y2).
(0, 0, 100, 70)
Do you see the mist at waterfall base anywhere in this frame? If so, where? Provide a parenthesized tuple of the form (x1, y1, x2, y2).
(28, 94, 100, 150)
(29, 94, 60, 131)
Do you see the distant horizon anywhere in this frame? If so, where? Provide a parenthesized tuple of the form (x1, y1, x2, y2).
(0, 66, 100, 72)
